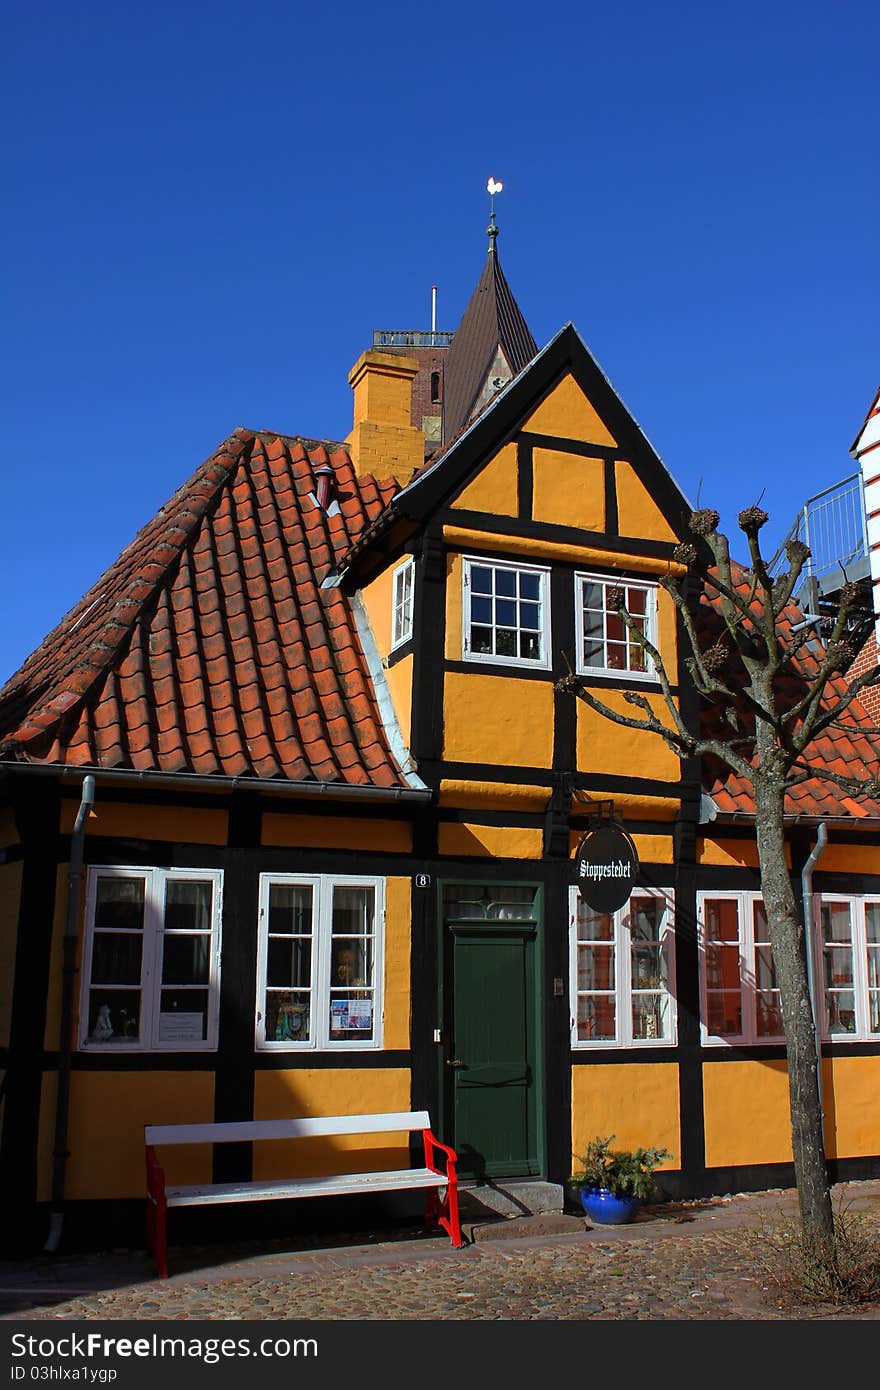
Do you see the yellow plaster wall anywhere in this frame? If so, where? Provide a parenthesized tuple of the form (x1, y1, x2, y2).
(523, 374, 617, 447)
(703, 1060, 793, 1167)
(261, 814, 412, 853)
(616, 460, 678, 543)
(383, 876, 411, 1052)
(571, 1063, 680, 1170)
(444, 527, 687, 578)
(438, 824, 544, 859)
(816, 844, 880, 876)
(445, 554, 463, 661)
(577, 694, 681, 782)
(451, 443, 518, 517)
(697, 838, 761, 869)
(61, 803, 228, 845)
(656, 586, 677, 665)
(444, 672, 555, 768)
(384, 652, 413, 748)
(0, 862, 22, 1047)
(532, 450, 604, 531)
(59, 1072, 216, 1199)
(360, 564, 395, 656)
(631, 834, 675, 865)
(252, 1068, 413, 1180)
(823, 1056, 880, 1157)
(439, 780, 552, 812)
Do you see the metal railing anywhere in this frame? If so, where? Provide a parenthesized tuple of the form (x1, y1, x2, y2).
(372, 330, 455, 349)
(782, 472, 870, 601)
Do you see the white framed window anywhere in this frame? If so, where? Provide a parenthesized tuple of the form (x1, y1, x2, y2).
(575, 572, 657, 678)
(816, 897, 880, 1039)
(570, 888, 676, 1047)
(79, 866, 223, 1052)
(256, 873, 384, 1050)
(699, 892, 880, 1045)
(462, 556, 550, 668)
(697, 892, 782, 1045)
(392, 557, 414, 649)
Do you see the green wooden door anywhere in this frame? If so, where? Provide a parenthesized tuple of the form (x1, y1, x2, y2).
(442, 884, 543, 1180)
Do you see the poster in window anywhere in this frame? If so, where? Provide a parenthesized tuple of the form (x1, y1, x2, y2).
(331, 999, 372, 1031)
(158, 1012, 204, 1042)
(348, 998, 372, 1029)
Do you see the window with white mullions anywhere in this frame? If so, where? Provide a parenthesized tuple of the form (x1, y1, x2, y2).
(80, 867, 223, 1051)
(698, 892, 783, 1045)
(462, 557, 549, 668)
(867, 904, 880, 1034)
(570, 889, 675, 1047)
(816, 897, 880, 1038)
(576, 572, 657, 677)
(392, 557, 414, 648)
(257, 874, 384, 1050)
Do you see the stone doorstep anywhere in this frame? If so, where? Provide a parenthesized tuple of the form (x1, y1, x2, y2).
(458, 1180, 575, 1242)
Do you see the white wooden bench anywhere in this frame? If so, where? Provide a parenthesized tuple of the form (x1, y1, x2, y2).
(145, 1109, 462, 1277)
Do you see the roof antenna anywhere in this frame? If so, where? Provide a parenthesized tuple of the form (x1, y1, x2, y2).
(487, 177, 503, 250)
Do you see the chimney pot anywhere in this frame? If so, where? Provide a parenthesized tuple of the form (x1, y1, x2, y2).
(313, 464, 334, 511)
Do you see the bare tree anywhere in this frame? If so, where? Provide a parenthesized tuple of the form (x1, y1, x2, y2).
(557, 505, 880, 1268)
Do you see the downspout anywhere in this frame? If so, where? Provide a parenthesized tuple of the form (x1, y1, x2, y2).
(44, 774, 95, 1252)
(801, 822, 828, 1123)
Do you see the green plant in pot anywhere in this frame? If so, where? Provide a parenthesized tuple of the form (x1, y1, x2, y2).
(572, 1135, 672, 1225)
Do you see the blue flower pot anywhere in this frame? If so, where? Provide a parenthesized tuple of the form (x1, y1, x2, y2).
(580, 1188, 640, 1224)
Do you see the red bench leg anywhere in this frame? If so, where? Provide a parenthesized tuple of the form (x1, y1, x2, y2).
(434, 1182, 463, 1248)
(150, 1197, 168, 1280)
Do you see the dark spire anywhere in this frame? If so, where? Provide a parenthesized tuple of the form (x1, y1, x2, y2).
(442, 217, 538, 445)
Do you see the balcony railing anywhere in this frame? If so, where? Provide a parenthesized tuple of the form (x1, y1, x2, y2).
(796, 473, 870, 595)
(372, 330, 455, 349)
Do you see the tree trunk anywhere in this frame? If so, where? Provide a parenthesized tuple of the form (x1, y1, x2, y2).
(753, 776, 836, 1266)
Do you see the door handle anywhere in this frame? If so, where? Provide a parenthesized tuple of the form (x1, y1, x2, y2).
(446, 1058, 466, 1068)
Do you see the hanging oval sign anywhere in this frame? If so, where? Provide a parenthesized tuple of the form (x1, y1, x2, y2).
(573, 825, 639, 913)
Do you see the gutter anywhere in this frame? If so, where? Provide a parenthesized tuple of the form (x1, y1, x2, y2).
(801, 823, 829, 1124)
(44, 774, 95, 1253)
(0, 762, 432, 803)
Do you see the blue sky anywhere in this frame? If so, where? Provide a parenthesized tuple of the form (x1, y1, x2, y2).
(3, 0, 877, 686)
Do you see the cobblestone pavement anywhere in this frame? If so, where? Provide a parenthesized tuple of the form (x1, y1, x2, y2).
(2, 1182, 880, 1323)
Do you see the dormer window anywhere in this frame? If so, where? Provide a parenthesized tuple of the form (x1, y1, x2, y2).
(392, 558, 414, 649)
(462, 557, 550, 668)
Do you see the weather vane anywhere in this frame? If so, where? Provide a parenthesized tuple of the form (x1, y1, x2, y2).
(486, 176, 503, 247)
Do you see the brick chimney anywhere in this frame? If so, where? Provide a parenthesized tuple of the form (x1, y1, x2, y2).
(346, 349, 424, 485)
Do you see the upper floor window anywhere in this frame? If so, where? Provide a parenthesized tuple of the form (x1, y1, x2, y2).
(392, 557, 414, 648)
(80, 867, 223, 1051)
(462, 557, 550, 668)
(575, 573, 657, 678)
(256, 874, 384, 1050)
(570, 888, 676, 1047)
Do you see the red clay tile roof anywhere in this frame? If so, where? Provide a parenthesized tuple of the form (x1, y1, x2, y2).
(0, 429, 418, 791)
(699, 566, 880, 821)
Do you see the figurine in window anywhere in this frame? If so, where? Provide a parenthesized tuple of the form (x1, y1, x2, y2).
(334, 946, 367, 995)
(91, 1004, 113, 1041)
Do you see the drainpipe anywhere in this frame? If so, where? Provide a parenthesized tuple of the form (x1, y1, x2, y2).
(44, 774, 95, 1252)
(801, 822, 828, 1122)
